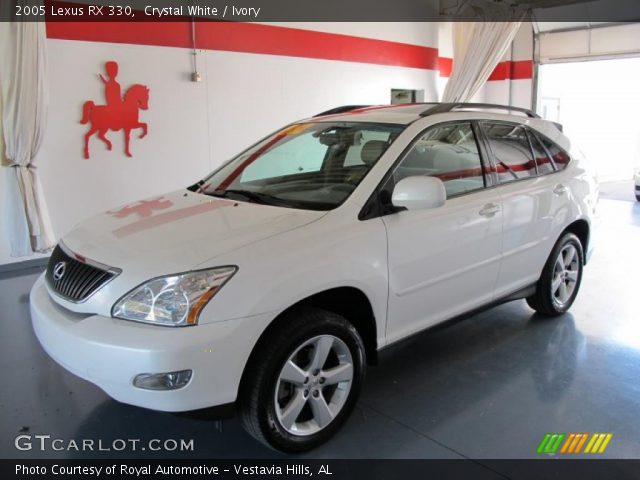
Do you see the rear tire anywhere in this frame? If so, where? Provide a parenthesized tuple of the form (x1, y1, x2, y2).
(526, 232, 584, 316)
(238, 307, 365, 452)
(635, 194, 640, 202)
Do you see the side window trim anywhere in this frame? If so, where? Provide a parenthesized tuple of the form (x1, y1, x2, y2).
(471, 120, 497, 188)
(539, 133, 559, 170)
(359, 120, 490, 221)
(478, 120, 540, 186)
(523, 128, 540, 176)
(394, 120, 491, 197)
(528, 128, 573, 172)
(524, 127, 557, 176)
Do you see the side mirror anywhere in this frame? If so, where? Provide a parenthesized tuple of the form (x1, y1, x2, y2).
(392, 176, 446, 210)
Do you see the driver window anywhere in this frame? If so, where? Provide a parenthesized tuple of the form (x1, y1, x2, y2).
(393, 122, 486, 198)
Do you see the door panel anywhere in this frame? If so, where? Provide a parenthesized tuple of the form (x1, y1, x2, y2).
(383, 190, 503, 344)
(380, 121, 502, 344)
(479, 122, 569, 298)
(493, 177, 556, 298)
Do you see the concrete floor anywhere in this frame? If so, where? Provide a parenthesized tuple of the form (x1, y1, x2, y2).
(1, 181, 639, 464)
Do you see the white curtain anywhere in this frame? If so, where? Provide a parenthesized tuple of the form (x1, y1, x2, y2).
(0, 20, 55, 257)
(442, 22, 522, 103)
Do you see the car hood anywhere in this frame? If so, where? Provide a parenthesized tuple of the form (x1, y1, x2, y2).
(62, 190, 326, 275)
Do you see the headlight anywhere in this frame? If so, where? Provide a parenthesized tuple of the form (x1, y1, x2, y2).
(112, 266, 237, 327)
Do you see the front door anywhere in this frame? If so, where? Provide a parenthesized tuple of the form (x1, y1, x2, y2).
(382, 121, 503, 344)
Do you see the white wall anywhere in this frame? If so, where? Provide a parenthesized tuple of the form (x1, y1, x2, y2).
(1, 23, 440, 264)
(205, 50, 438, 164)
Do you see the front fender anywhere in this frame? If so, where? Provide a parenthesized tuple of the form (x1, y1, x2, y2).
(195, 214, 390, 347)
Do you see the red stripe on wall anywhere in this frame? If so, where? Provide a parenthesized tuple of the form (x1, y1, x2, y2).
(197, 22, 439, 70)
(510, 60, 534, 80)
(438, 57, 453, 77)
(438, 58, 532, 81)
(45, 7, 532, 81)
(487, 60, 533, 81)
(46, 21, 440, 71)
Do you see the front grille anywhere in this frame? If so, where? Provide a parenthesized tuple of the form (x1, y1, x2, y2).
(45, 244, 119, 302)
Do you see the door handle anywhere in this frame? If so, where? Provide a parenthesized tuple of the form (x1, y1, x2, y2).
(553, 184, 568, 195)
(479, 203, 500, 217)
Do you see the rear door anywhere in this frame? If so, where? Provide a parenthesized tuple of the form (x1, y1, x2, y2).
(478, 121, 568, 299)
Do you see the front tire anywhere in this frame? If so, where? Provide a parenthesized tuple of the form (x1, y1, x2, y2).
(527, 232, 584, 316)
(238, 307, 365, 452)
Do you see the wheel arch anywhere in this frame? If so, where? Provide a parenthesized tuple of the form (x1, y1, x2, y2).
(238, 286, 378, 397)
(563, 218, 590, 264)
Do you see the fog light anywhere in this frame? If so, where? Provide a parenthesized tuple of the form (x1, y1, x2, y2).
(133, 370, 192, 390)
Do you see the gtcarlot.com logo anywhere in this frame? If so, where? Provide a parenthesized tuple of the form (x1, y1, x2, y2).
(15, 435, 194, 452)
(537, 432, 613, 455)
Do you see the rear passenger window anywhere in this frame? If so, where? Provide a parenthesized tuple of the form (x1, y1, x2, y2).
(482, 123, 537, 183)
(537, 134, 571, 170)
(392, 122, 485, 198)
(527, 130, 555, 175)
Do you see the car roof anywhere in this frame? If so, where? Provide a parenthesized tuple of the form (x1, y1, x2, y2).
(309, 104, 431, 125)
(302, 103, 567, 146)
(305, 102, 545, 126)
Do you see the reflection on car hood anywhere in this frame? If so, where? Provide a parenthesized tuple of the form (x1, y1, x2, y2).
(62, 190, 326, 275)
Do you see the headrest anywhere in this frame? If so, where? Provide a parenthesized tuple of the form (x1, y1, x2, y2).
(360, 140, 388, 165)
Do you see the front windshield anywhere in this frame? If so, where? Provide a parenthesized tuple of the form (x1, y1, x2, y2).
(194, 122, 404, 210)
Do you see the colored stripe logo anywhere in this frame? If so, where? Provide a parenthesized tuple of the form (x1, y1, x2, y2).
(584, 433, 613, 454)
(537, 433, 613, 454)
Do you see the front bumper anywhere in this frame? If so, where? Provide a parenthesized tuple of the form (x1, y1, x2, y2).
(30, 275, 270, 412)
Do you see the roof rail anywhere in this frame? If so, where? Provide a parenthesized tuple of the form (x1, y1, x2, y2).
(420, 103, 540, 118)
(313, 105, 370, 117)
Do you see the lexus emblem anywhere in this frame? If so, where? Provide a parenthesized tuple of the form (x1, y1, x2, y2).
(53, 261, 67, 281)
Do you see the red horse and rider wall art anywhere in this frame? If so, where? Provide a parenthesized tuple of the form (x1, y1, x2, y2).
(81, 61, 149, 159)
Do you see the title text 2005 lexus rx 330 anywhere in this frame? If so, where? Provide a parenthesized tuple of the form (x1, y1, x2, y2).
(31, 103, 598, 452)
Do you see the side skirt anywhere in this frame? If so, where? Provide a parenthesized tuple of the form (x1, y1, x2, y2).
(378, 283, 537, 356)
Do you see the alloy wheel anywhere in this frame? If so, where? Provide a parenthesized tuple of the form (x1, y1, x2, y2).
(274, 335, 354, 436)
(551, 244, 580, 308)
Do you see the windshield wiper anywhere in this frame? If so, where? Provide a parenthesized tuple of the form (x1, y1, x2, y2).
(208, 189, 335, 211)
(208, 189, 284, 206)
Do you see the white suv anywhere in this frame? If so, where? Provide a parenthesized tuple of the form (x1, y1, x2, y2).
(31, 103, 597, 452)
